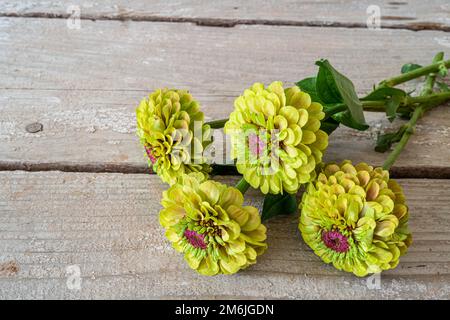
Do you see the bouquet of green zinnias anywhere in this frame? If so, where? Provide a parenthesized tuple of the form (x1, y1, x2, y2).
(136, 52, 450, 277)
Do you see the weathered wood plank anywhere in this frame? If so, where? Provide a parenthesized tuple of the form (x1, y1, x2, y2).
(0, 172, 449, 299)
(1, 0, 449, 30)
(0, 18, 449, 174)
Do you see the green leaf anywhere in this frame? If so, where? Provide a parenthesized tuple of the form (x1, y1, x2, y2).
(296, 77, 323, 103)
(315, 59, 367, 127)
(316, 63, 342, 104)
(362, 87, 406, 122)
(438, 62, 448, 77)
(261, 193, 297, 221)
(332, 110, 369, 131)
(375, 126, 407, 153)
(401, 63, 422, 74)
(320, 118, 340, 135)
(385, 94, 403, 122)
(398, 111, 412, 120)
(361, 87, 406, 101)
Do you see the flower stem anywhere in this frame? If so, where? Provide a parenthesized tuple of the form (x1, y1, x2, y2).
(211, 163, 238, 175)
(407, 91, 450, 105)
(207, 99, 405, 128)
(324, 101, 387, 118)
(205, 119, 228, 129)
(235, 178, 250, 194)
(379, 57, 450, 88)
(382, 52, 444, 170)
(208, 101, 393, 129)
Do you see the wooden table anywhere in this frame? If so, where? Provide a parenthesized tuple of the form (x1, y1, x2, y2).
(0, 1, 449, 299)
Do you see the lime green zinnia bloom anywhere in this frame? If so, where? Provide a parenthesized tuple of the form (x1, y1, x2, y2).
(160, 173, 267, 275)
(224, 81, 328, 194)
(299, 161, 412, 277)
(136, 89, 211, 185)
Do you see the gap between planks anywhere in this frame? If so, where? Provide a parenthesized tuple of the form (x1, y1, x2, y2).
(1, 161, 450, 179)
(1, 13, 450, 32)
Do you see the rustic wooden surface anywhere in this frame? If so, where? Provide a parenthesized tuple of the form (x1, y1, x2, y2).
(0, 1, 449, 300)
(0, 172, 449, 299)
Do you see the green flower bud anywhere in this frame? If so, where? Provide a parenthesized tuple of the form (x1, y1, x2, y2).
(224, 82, 328, 195)
(298, 161, 412, 277)
(160, 173, 267, 275)
(136, 89, 211, 185)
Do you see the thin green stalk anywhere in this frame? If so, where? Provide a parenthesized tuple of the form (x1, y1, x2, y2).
(210, 163, 237, 174)
(382, 52, 444, 170)
(379, 57, 450, 88)
(207, 101, 397, 128)
(361, 100, 388, 109)
(407, 91, 450, 105)
(324, 101, 393, 119)
(235, 178, 250, 194)
(206, 92, 450, 127)
(206, 119, 228, 129)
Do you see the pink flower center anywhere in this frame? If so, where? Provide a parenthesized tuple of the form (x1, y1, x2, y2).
(184, 229, 207, 250)
(248, 133, 266, 156)
(144, 146, 157, 164)
(322, 230, 350, 253)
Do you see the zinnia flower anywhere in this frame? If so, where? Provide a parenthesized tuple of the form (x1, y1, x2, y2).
(159, 173, 267, 275)
(299, 161, 412, 277)
(224, 82, 328, 194)
(136, 89, 211, 185)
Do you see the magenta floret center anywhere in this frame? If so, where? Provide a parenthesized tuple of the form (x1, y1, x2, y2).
(144, 146, 157, 164)
(248, 133, 266, 156)
(184, 229, 207, 250)
(322, 230, 350, 253)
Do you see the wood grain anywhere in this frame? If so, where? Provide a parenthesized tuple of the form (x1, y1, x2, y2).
(0, 18, 449, 174)
(0, 0, 449, 30)
(0, 172, 448, 299)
